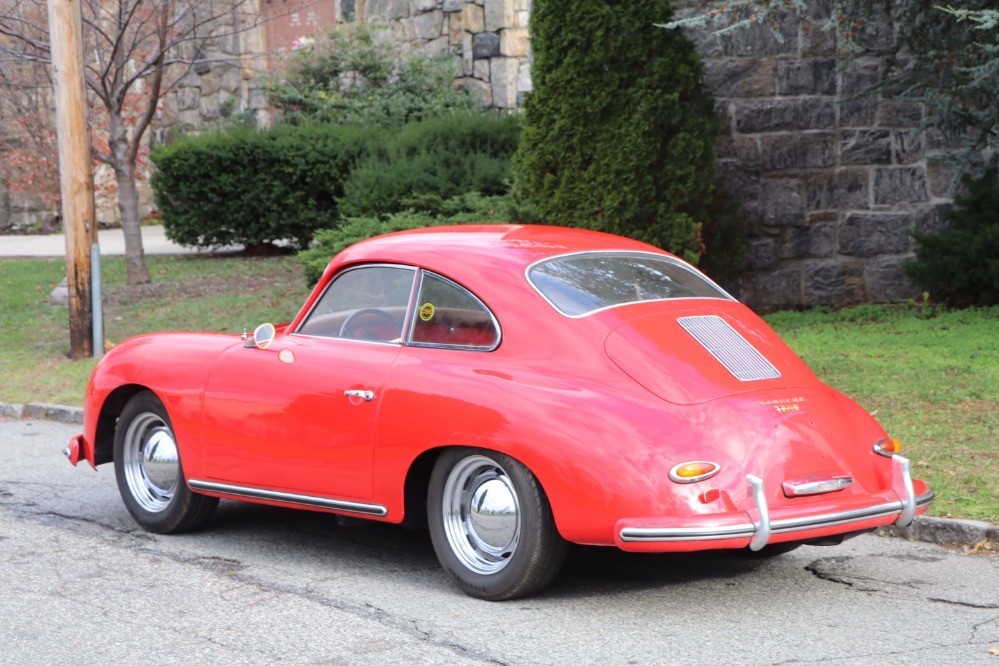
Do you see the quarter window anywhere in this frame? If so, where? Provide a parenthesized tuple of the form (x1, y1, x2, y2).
(409, 273, 499, 350)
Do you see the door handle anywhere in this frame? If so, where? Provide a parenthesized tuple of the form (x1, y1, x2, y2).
(344, 389, 375, 401)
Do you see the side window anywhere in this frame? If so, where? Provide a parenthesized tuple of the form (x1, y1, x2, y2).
(410, 273, 500, 350)
(297, 265, 415, 342)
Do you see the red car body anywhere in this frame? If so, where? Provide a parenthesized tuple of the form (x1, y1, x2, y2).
(68, 225, 931, 598)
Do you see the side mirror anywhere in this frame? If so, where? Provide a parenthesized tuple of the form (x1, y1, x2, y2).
(245, 322, 276, 349)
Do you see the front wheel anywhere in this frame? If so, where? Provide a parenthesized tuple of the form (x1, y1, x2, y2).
(113, 391, 217, 533)
(428, 449, 567, 600)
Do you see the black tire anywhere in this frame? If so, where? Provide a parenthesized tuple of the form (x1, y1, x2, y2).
(113, 391, 218, 533)
(427, 448, 568, 600)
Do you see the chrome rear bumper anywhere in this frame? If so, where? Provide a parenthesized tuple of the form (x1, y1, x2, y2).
(619, 455, 933, 549)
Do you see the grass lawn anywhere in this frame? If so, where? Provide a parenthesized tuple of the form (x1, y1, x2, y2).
(0, 255, 310, 406)
(1, 256, 996, 523)
(765, 305, 998, 523)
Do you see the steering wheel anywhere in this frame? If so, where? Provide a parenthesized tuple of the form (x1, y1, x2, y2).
(339, 308, 397, 340)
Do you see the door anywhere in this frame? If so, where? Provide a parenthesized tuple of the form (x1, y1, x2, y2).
(199, 265, 416, 501)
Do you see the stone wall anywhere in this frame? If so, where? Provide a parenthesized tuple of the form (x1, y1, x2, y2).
(0, 189, 58, 232)
(353, 0, 532, 109)
(157, 3, 273, 140)
(674, 3, 957, 309)
(0, 3, 274, 231)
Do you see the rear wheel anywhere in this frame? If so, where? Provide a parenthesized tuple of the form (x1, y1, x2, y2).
(113, 391, 218, 533)
(428, 449, 567, 600)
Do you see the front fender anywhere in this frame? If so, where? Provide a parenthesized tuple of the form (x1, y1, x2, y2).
(78, 333, 239, 471)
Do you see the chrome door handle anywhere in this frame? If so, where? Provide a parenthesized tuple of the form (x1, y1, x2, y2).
(344, 389, 375, 401)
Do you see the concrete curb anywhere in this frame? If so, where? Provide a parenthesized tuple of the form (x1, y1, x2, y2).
(1, 401, 83, 425)
(881, 516, 999, 549)
(2, 400, 996, 548)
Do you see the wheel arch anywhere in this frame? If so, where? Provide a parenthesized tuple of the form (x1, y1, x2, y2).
(400, 447, 443, 529)
(93, 384, 154, 466)
(399, 444, 567, 541)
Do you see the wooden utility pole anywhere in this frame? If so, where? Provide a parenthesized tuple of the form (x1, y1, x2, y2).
(48, 0, 98, 359)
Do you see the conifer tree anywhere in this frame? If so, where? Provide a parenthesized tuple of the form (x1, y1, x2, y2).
(513, 0, 724, 263)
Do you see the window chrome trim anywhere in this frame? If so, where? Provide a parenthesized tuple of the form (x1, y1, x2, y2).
(405, 270, 502, 352)
(189, 479, 388, 516)
(524, 250, 736, 319)
(400, 267, 423, 344)
(293, 263, 418, 344)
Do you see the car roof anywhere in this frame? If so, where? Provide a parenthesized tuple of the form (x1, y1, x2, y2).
(334, 224, 671, 276)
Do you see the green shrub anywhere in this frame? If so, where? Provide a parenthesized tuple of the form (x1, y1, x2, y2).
(151, 124, 381, 250)
(903, 166, 999, 306)
(513, 0, 731, 264)
(698, 181, 747, 285)
(266, 22, 477, 127)
(298, 193, 522, 285)
(339, 113, 521, 217)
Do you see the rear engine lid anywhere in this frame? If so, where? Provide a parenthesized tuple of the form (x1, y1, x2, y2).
(604, 307, 821, 405)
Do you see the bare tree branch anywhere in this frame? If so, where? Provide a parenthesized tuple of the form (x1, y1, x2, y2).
(0, 0, 289, 283)
(128, 1, 167, 165)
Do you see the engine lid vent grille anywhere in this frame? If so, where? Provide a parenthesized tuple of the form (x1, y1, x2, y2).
(677, 315, 781, 382)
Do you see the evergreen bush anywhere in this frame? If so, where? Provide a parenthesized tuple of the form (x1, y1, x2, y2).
(513, 0, 732, 264)
(903, 166, 999, 306)
(266, 22, 478, 127)
(340, 113, 521, 217)
(298, 194, 522, 285)
(151, 124, 381, 251)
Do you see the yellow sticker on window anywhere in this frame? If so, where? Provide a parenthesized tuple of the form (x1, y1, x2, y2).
(420, 303, 435, 321)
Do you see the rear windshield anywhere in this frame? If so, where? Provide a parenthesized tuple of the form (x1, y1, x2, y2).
(528, 252, 731, 317)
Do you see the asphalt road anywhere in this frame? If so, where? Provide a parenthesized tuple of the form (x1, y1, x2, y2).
(2, 418, 996, 665)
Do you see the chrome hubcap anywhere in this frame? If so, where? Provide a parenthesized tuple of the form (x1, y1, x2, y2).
(122, 412, 179, 513)
(442, 455, 521, 575)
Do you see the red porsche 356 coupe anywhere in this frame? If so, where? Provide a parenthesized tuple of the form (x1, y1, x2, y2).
(67, 225, 932, 599)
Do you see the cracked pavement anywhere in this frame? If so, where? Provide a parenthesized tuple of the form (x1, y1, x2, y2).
(1, 419, 997, 665)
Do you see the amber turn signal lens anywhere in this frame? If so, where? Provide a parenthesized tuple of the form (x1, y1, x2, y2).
(669, 461, 721, 484)
(873, 438, 902, 458)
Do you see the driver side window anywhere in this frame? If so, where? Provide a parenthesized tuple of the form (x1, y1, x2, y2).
(297, 265, 415, 342)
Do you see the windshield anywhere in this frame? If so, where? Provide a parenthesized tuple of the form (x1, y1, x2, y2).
(528, 252, 731, 317)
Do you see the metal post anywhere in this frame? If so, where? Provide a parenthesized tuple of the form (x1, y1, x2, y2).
(91, 242, 103, 360)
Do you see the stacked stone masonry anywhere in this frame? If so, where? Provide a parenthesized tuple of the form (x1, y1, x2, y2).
(675, 1, 956, 309)
(359, 0, 532, 109)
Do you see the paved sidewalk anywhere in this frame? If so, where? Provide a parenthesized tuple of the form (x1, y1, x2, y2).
(0, 225, 240, 257)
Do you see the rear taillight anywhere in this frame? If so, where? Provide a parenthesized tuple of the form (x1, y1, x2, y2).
(669, 461, 721, 484)
(873, 438, 902, 457)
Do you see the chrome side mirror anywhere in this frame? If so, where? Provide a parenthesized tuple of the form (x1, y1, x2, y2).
(245, 322, 276, 349)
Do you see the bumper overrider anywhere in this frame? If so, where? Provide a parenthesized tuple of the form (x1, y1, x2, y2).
(615, 455, 933, 553)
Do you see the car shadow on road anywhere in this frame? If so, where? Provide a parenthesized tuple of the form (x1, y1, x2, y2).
(203, 501, 782, 598)
(554, 544, 779, 596)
